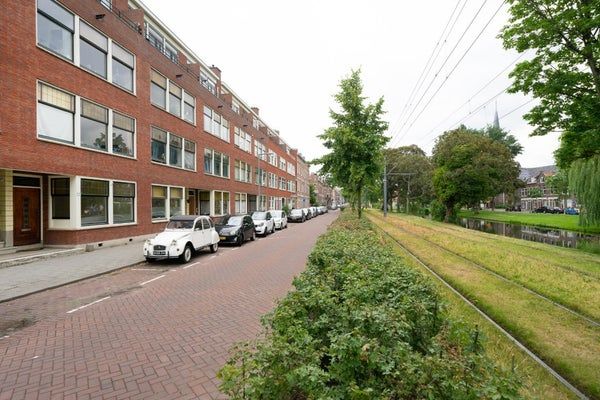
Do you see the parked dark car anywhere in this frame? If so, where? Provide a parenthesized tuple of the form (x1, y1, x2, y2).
(533, 206, 550, 213)
(551, 207, 564, 214)
(215, 215, 255, 245)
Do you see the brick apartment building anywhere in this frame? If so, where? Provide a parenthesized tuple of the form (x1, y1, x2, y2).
(0, 0, 302, 248)
(294, 154, 310, 209)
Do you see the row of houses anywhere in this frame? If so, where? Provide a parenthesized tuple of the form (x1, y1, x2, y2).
(492, 165, 575, 211)
(0, 0, 313, 249)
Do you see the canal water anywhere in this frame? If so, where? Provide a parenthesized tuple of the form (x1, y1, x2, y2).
(457, 217, 600, 250)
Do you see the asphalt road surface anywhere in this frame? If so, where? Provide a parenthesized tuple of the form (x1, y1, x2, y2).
(0, 211, 338, 400)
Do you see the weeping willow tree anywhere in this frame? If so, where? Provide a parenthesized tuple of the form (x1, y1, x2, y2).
(569, 156, 600, 226)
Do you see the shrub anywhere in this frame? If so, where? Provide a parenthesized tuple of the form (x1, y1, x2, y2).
(219, 212, 521, 399)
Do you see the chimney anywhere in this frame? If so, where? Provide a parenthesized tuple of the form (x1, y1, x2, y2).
(251, 107, 260, 115)
(210, 65, 221, 79)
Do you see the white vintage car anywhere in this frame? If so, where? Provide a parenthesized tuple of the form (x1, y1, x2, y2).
(143, 215, 220, 263)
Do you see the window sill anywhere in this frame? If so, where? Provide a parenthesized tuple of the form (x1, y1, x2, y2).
(150, 160, 196, 173)
(48, 222, 138, 231)
(203, 173, 230, 180)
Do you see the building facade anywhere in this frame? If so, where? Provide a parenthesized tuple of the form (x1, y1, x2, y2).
(0, 0, 301, 248)
(294, 154, 310, 209)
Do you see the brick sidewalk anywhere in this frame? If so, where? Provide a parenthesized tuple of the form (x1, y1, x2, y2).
(0, 211, 338, 399)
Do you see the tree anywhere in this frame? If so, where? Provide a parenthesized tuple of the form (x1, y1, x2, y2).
(309, 184, 317, 206)
(432, 127, 520, 221)
(546, 169, 569, 206)
(384, 145, 434, 213)
(569, 157, 600, 225)
(478, 125, 523, 157)
(501, 0, 600, 167)
(314, 70, 389, 218)
(501, 0, 600, 225)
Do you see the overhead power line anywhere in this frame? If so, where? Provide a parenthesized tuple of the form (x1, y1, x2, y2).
(392, 0, 508, 146)
(388, 0, 493, 147)
(391, 0, 467, 130)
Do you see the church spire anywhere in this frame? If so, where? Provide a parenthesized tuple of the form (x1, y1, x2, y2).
(493, 101, 500, 129)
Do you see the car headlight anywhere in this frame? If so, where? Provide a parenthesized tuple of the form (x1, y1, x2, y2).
(170, 240, 178, 246)
(145, 239, 152, 245)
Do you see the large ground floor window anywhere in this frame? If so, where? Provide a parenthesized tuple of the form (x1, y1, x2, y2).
(152, 184, 185, 221)
(235, 193, 247, 214)
(213, 191, 230, 216)
(48, 176, 136, 229)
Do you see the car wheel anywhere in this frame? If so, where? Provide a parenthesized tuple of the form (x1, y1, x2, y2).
(210, 242, 219, 253)
(271, 225, 275, 234)
(251, 231, 256, 241)
(145, 257, 156, 263)
(237, 233, 243, 246)
(179, 244, 193, 263)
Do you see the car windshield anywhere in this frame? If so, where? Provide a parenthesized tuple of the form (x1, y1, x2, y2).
(252, 212, 267, 220)
(270, 211, 282, 218)
(291, 209, 302, 215)
(166, 219, 194, 229)
(217, 216, 242, 226)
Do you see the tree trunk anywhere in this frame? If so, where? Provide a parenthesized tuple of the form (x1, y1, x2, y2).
(357, 187, 363, 219)
(444, 204, 453, 223)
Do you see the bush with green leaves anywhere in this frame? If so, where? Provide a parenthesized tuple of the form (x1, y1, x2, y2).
(219, 212, 521, 399)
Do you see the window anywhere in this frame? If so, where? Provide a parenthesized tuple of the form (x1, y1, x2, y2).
(169, 134, 182, 168)
(146, 23, 179, 64)
(170, 187, 183, 217)
(152, 185, 167, 220)
(183, 93, 195, 123)
(113, 182, 135, 223)
(79, 21, 107, 78)
(235, 193, 247, 214)
(37, 82, 75, 143)
(214, 191, 229, 215)
(254, 140, 267, 160)
(234, 127, 252, 152)
(169, 82, 182, 117)
(151, 127, 194, 170)
(232, 101, 240, 114)
(113, 112, 135, 157)
(280, 158, 286, 171)
(81, 179, 109, 226)
(112, 43, 134, 92)
(279, 177, 286, 190)
(151, 70, 167, 109)
(255, 168, 267, 187)
(268, 150, 277, 166)
(268, 173, 277, 188)
(234, 160, 252, 183)
(184, 141, 196, 170)
(203, 106, 229, 141)
(37, 0, 74, 60)
(51, 178, 70, 219)
(204, 149, 213, 174)
(269, 197, 276, 210)
(151, 127, 167, 164)
(80, 100, 108, 151)
(252, 117, 259, 130)
(200, 71, 216, 95)
(204, 149, 229, 178)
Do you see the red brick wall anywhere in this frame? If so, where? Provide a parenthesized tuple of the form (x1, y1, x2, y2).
(0, 0, 298, 245)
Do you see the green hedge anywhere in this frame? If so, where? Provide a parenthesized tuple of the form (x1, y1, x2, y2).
(219, 212, 521, 399)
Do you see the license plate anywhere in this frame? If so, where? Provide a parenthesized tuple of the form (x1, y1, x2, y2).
(219, 236, 226, 240)
(153, 250, 166, 255)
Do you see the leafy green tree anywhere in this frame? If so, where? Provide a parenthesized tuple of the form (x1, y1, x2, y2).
(432, 127, 520, 221)
(384, 145, 434, 213)
(501, 0, 600, 167)
(569, 157, 600, 225)
(315, 70, 389, 218)
(478, 125, 523, 157)
(309, 184, 317, 206)
(501, 0, 600, 224)
(546, 169, 569, 204)
(528, 187, 543, 198)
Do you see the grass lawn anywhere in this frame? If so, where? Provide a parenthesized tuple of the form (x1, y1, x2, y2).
(458, 210, 600, 234)
(367, 210, 600, 399)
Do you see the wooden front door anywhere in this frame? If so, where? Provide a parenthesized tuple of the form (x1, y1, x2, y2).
(13, 187, 41, 246)
(188, 192, 197, 215)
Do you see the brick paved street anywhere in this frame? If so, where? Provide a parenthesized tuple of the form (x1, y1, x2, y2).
(0, 212, 338, 399)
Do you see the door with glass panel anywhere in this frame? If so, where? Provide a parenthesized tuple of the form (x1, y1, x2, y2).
(13, 184, 41, 246)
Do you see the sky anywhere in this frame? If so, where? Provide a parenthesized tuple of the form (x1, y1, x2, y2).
(141, 0, 560, 169)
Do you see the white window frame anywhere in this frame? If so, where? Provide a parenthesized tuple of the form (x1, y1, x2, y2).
(150, 126, 196, 172)
(151, 184, 184, 222)
(235, 193, 247, 214)
(37, 81, 136, 159)
(151, 69, 196, 125)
